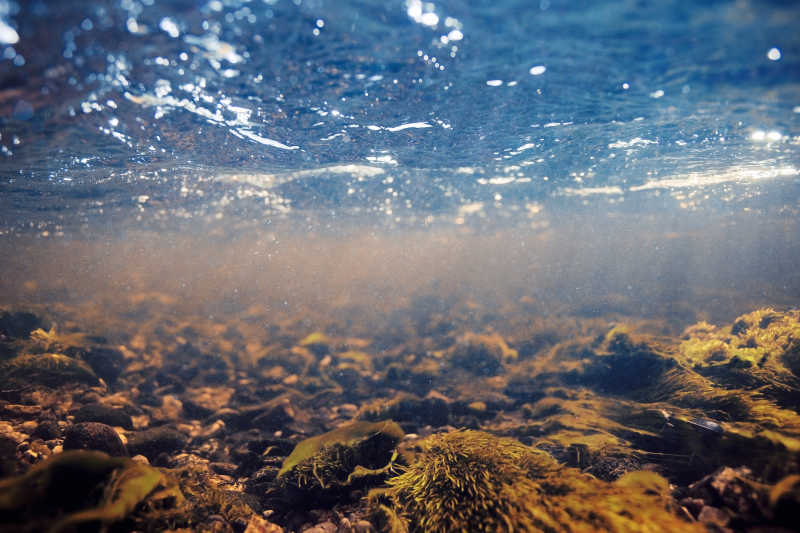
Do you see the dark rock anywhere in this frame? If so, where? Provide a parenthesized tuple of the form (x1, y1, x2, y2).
(127, 426, 187, 459)
(31, 420, 61, 440)
(0, 353, 98, 388)
(0, 434, 21, 477)
(63, 422, 127, 456)
(0, 311, 46, 339)
(697, 506, 730, 527)
(73, 403, 134, 430)
(250, 402, 295, 432)
(359, 394, 450, 429)
(210, 462, 238, 475)
(182, 398, 215, 419)
(80, 346, 125, 384)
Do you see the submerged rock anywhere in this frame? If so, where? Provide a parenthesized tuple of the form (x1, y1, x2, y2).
(0, 352, 98, 388)
(63, 422, 127, 457)
(73, 403, 134, 430)
(126, 426, 188, 460)
(371, 430, 703, 533)
(277, 420, 404, 493)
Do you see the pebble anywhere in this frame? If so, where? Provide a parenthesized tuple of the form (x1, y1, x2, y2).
(127, 426, 188, 459)
(353, 520, 375, 533)
(63, 422, 128, 456)
(698, 506, 730, 527)
(73, 403, 134, 430)
(338, 404, 358, 418)
(31, 421, 61, 440)
(301, 521, 337, 533)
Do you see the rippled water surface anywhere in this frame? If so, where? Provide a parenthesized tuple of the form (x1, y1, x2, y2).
(1, 0, 798, 234)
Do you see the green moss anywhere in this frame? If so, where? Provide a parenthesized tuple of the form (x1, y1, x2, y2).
(371, 430, 702, 533)
(278, 420, 404, 490)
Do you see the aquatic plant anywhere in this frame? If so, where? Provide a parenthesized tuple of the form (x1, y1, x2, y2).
(371, 430, 701, 533)
(447, 332, 517, 376)
(277, 420, 404, 491)
(0, 450, 181, 533)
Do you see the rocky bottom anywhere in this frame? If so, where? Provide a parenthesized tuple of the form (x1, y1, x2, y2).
(1, 300, 800, 532)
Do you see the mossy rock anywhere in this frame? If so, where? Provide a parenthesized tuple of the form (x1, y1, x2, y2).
(447, 333, 516, 376)
(371, 430, 704, 533)
(0, 450, 176, 533)
(0, 352, 98, 388)
(277, 420, 404, 491)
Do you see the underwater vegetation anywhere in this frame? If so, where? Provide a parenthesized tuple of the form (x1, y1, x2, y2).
(276, 420, 404, 492)
(369, 430, 703, 533)
(1, 302, 800, 531)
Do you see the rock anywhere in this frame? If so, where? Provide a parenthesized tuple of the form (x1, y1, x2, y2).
(73, 403, 134, 430)
(31, 420, 61, 440)
(250, 401, 295, 432)
(0, 434, 22, 477)
(126, 426, 187, 459)
(0, 353, 98, 388)
(210, 462, 238, 475)
(353, 520, 374, 533)
(63, 422, 127, 457)
(302, 521, 336, 533)
(244, 514, 284, 533)
(79, 346, 125, 384)
(697, 506, 730, 527)
(182, 398, 215, 419)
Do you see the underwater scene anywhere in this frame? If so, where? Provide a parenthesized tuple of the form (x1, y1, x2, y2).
(1, 0, 800, 531)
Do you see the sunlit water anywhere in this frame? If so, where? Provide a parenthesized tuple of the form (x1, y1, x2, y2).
(0, 0, 799, 319)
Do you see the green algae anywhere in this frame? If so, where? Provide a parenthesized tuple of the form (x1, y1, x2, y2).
(371, 430, 702, 533)
(277, 420, 404, 490)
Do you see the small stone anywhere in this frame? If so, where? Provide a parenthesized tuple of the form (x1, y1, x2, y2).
(338, 404, 358, 418)
(244, 514, 284, 533)
(73, 403, 134, 430)
(80, 346, 125, 383)
(210, 461, 238, 475)
(21, 421, 38, 432)
(127, 426, 187, 459)
(131, 454, 150, 465)
(301, 521, 337, 533)
(251, 402, 294, 432)
(153, 395, 183, 422)
(353, 520, 375, 533)
(698, 506, 730, 527)
(63, 422, 128, 456)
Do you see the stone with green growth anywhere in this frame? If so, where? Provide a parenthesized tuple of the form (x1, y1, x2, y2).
(0, 352, 98, 388)
(0, 450, 179, 533)
(370, 430, 705, 533)
(278, 420, 404, 491)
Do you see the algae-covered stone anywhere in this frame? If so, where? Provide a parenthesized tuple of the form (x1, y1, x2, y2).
(0, 352, 98, 388)
(447, 333, 517, 376)
(278, 420, 403, 491)
(371, 430, 704, 533)
(0, 450, 175, 533)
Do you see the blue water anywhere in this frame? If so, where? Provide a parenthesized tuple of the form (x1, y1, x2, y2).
(1, 0, 798, 233)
